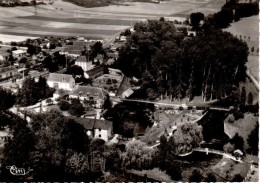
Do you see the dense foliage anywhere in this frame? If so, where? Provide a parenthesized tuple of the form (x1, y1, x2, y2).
(116, 20, 248, 101)
(1, 110, 91, 181)
(16, 76, 54, 106)
(0, 87, 16, 110)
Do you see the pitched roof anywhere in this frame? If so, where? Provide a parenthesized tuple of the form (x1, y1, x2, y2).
(47, 73, 74, 83)
(71, 117, 112, 130)
(86, 65, 104, 76)
(69, 85, 108, 99)
(75, 56, 87, 63)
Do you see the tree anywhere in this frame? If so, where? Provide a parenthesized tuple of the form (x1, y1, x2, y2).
(66, 65, 84, 77)
(0, 87, 16, 110)
(240, 86, 246, 106)
(159, 17, 165, 21)
(103, 94, 112, 110)
(223, 142, 235, 153)
(247, 92, 253, 105)
(158, 134, 168, 170)
(232, 174, 243, 181)
(190, 12, 204, 28)
(58, 99, 70, 111)
(230, 133, 244, 150)
(69, 99, 85, 117)
(16, 77, 38, 106)
(170, 123, 203, 155)
(204, 172, 216, 182)
(65, 152, 89, 177)
(189, 169, 202, 182)
(247, 123, 258, 155)
(251, 46, 254, 53)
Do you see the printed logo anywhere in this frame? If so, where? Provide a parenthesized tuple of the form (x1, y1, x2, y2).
(6, 165, 33, 176)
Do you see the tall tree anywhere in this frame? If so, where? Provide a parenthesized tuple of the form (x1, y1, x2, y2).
(240, 86, 246, 106)
(247, 92, 253, 105)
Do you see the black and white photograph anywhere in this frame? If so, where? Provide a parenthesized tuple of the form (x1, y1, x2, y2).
(0, 0, 259, 182)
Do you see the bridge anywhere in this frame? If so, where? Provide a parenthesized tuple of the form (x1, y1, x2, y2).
(120, 98, 231, 112)
(178, 147, 243, 163)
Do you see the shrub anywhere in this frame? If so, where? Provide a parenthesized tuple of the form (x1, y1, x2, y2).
(58, 99, 70, 111)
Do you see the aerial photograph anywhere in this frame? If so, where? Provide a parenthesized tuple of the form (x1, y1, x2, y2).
(0, 0, 259, 182)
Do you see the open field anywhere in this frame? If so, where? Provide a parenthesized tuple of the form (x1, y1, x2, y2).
(0, 0, 225, 42)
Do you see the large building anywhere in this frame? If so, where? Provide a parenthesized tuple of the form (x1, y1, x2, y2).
(75, 56, 93, 72)
(47, 73, 75, 91)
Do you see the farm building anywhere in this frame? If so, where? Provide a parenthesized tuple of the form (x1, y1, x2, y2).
(69, 85, 108, 108)
(47, 73, 75, 91)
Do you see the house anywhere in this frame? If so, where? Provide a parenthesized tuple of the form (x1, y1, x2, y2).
(69, 85, 108, 108)
(75, 56, 93, 71)
(0, 67, 18, 80)
(85, 65, 104, 79)
(47, 73, 75, 91)
(12, 49, 26, 58)
(73, 117, 113, 142)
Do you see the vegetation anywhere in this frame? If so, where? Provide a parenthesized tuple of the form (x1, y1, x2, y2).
(0, 87, 16, 110)
(1, 110, 92, 181)
(16, 76, 54, 107)
(116, 20, 248, 101)
(247, 123, 258, 155)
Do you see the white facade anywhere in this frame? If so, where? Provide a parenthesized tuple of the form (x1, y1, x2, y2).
(47, 80, 75, 91)
(94, 128, 111, 142)
(75, 61, 93, 72)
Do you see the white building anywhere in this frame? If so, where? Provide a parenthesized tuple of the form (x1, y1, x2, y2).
(47, 73, 75, 91)
(75, 56, 93, 72)
(12, 49, 26, 58)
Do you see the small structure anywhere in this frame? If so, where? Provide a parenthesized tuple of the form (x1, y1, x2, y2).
(47, 73, 75, 91)
(72, 117, 113, 142)
(12, 49, 26, 58)
(69, 85, 108, 108)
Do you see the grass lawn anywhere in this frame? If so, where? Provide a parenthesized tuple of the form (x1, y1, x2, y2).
(224, 112, 258, 150)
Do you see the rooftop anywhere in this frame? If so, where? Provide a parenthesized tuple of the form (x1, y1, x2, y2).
(47, 73, 74, 83)
(0, 67, 17, 73)
(71, 117, 112, 130)
(70, 85, 108, 99)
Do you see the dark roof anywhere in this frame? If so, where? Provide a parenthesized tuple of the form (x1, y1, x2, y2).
(71, 117, 112, 130)
(0, 67, 17, 73)
(73, 41, 86, 46)
(75, 56, 87, 63)
(70, 85, 107, 99)
(47, 73, 74, 83)
(86, 66, 103, 76)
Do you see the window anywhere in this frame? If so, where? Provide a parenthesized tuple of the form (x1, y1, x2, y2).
(99, 129, 101, 131)
(99, 134, 101, 138)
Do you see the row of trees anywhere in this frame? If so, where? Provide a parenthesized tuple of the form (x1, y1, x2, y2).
(116, 20, 248, 101)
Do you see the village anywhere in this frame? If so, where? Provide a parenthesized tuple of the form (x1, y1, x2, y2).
(0, 0, 259, 182)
